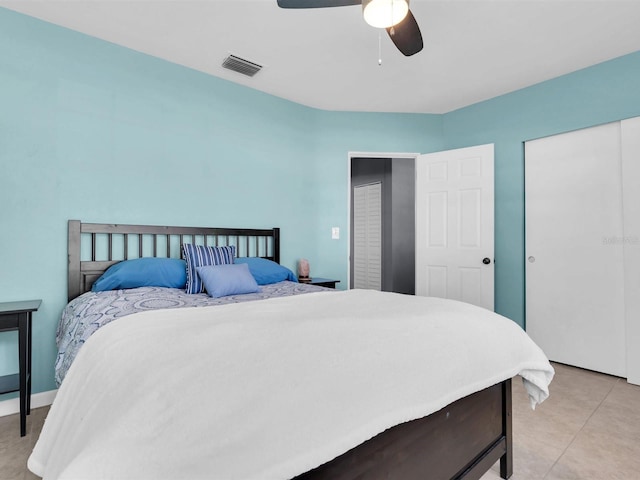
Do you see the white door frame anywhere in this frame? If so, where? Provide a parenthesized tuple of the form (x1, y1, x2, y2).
(347, 151, 419, 289)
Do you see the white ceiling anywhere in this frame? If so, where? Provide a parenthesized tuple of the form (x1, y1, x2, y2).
(2, 0, 640, 114)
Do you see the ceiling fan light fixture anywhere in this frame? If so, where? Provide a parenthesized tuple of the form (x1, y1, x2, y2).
(362, 0, 409, 29)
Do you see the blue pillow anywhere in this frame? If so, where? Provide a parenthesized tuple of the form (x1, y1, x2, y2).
(91, 257, 187, 292)
(234, 257, 298, 285)
(182, 244, 236, 294)
(196, 263, 260, 298)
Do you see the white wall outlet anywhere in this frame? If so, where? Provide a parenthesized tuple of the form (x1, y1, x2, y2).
(331, 227, 340, 240)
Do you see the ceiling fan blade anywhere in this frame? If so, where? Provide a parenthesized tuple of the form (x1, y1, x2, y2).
(277, 0, 361, 8)
(386, 9, 423, 56)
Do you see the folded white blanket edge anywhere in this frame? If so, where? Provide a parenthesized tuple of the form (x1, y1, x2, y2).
(29, 289, 555, 480)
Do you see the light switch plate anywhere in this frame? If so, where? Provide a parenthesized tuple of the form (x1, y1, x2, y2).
(331, 227, 340, 240)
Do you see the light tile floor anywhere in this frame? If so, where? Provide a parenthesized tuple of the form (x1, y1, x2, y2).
(482, 363, 640, 480)
(0, 405, 48, 480)
(1, 363, 638, 479)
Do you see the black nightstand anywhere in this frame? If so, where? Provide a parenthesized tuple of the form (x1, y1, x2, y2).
(0, 299, 41, 436)
(302, 278, 340, 289)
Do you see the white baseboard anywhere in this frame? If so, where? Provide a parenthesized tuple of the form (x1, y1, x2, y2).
(0, 390, 57, 417)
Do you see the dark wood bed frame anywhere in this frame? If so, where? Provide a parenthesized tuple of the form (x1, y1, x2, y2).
(67, 220, 280, 302)
(67, 220, 513, 480)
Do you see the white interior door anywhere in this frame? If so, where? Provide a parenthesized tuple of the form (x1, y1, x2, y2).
(353, 182, 382, 290)
(415, 144, 494, 310)
(525, 122, 626, 377)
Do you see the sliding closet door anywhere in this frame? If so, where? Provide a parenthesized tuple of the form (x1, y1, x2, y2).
(525, 122, 626, 377)
(353, 183, 382, 290)
(621, 117, 640, 385)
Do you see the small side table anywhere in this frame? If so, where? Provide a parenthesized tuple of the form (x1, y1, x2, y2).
(303, 278, 340, 289)
(0, 299, 41, 436)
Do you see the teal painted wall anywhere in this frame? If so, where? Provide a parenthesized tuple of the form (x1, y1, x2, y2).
(0, 8, 442, 395)
(442, 51, 640, 327)
(311, 111, 443, 284)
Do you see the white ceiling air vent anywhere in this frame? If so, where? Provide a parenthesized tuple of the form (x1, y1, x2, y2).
(222, 55, 263, 77)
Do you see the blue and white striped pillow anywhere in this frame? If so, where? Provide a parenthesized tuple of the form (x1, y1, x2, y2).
(182, 244, 236, 294)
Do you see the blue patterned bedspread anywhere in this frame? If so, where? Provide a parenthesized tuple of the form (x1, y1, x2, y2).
(55, 281, 330, 386)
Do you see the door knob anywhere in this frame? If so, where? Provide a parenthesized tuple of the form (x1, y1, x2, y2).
(482, 257, 491, 265)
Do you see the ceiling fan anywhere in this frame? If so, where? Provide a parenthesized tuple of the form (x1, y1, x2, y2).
(276, 0, 423, 57)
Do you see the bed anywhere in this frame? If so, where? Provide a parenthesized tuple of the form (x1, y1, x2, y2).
(28, 220, 554, 480)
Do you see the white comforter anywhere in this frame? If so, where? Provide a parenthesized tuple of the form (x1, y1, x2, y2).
(29, 289, 554, 480)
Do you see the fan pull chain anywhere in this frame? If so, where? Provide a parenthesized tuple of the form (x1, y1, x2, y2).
(378, 30, 382, 66)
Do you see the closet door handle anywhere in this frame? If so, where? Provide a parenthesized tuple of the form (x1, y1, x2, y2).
(482, 257, 491, 265)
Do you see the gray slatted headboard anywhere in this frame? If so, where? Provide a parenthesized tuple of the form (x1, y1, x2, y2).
(67, 220, 280, 302)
